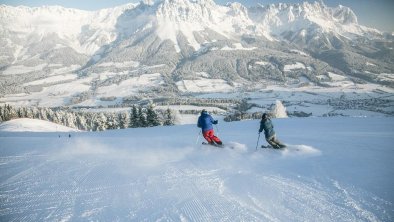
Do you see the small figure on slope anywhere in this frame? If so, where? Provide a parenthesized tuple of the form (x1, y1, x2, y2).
(259, 113, 286, 149)
(197, 109, 222, 146)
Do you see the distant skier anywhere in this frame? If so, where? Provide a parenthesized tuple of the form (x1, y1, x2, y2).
(197, 109, 222, 145)
(259, 113, 286, 149)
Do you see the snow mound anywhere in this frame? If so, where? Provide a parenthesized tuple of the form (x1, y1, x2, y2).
(0, 118, 79, 132)
(281, 144, 321, 156)
(226, 141, 248, 152)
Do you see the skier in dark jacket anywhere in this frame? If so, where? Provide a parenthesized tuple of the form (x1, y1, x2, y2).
(259, 113, 286, 148)
(197, 109, 222, 145)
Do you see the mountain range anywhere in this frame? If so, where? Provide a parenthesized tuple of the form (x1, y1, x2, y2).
(0, 0, 393, 107)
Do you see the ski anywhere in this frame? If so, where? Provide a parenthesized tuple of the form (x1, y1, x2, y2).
(261, 145, 285, 149)
(202, 142, 224, 148)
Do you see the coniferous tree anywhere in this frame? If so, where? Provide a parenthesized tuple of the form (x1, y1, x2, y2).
(138, 106, 147, 127)
(46, 108, 54, 121)
(146, 105, 161, 127)
(130, 105, 139, 128)
(0, 105, 3, 120)
(26, 107, 34, 119)
(3, 104, 11, 121)
(118, 112, 129, 129)
(38, 108, 47, 120)
(2, 105, 7, 119)
(95, 113, 107, 131)
(0, 106, 3, 122)
(16, 107, 23, 118)
(31, 107, 40, 119)
(10, 105, 17, 120)
(52, 111, 62, 124)
(76, 114, 87, 131)
(106, 112, 119, 130)
(163, 108, 175, 126)
(85, 112, 95, 131)
(63, 112, 76, 128)
(271, 100, 288, 118)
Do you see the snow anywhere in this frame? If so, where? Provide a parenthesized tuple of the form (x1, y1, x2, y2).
(97, 61, 140, 68)
(1, 78, 92, 107)
(0, 117, 392, 221)
(176, 78, 236, 93)
(95, 73, 164, 97)
(377, 73, 394, 83)
(366, 62, 377, 67)
(289, 49, 308, 56)
(0, 118, 78, 132)
(0, 4, 137, 55)
(22, 74, 77, 86)
(221, 43, 257, 51)
(283, 62, 306, 72)
(327, 71, 347, 81)
(155, 105, 225, 113)
(2, 64, 47, 75)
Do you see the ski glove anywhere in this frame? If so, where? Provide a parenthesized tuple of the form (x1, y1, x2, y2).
(213, 120, 218, 124)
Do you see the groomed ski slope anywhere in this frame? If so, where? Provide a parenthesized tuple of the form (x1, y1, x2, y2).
(0, 117, 393, 221)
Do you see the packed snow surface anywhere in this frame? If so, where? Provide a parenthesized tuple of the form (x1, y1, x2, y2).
(0, 117, 393, 221)
(0, 118, 78, 132)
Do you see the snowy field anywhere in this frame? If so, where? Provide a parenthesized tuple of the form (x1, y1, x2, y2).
(0, 117, 393, 221)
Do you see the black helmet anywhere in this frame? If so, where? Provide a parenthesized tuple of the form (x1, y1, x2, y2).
(262, 113, 268, 119)
(201, 109, 207, 114)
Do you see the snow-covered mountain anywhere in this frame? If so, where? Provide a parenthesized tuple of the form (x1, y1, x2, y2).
(0, 0, 393, 107)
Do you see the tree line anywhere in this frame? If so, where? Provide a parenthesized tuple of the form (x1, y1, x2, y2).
(0, 104, 177, 131)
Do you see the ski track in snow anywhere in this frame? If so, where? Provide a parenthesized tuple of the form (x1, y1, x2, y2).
(1, 118, 393, 221)
(0, 141, 390, 221)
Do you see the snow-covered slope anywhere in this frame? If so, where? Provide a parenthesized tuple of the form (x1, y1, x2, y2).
(0, 117, 392, 221)
(0, 118, 78, 132)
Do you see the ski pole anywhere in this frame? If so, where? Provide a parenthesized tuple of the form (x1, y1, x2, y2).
(255, 132, 261, 150)
(215, 124, 220, 137)
(196, 130, 201, 145)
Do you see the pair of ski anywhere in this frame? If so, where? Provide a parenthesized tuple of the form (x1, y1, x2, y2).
(202, 142, 224, 148)
(202, 142, 287, 150)
(260, 145, 286, 149)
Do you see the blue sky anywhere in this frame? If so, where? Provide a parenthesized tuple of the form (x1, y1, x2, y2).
(1, 0, 393, 32)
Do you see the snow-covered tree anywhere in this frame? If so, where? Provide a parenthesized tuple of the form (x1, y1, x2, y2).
(95, 113, 107, 131)
(118, 112, 129, 129)
(63, 112, 77, 128)
(85, 112, 96, 131)
(76, 114, 87, 131)
(39, 108, 48, 120)
(46, 108, 54, 122)
(163, 108, 175, 126)
(138, 106, 147, 127)
(271, 100, 288, 118)
(52, 111, 62, 125)
(146, 105, 161, 127)
(129, 105, 139, 128)
(106, 112, 119, 130)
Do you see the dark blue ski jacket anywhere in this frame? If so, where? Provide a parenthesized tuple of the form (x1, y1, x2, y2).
(197, 111, 217, 132)
(259, 118, 275, 139)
